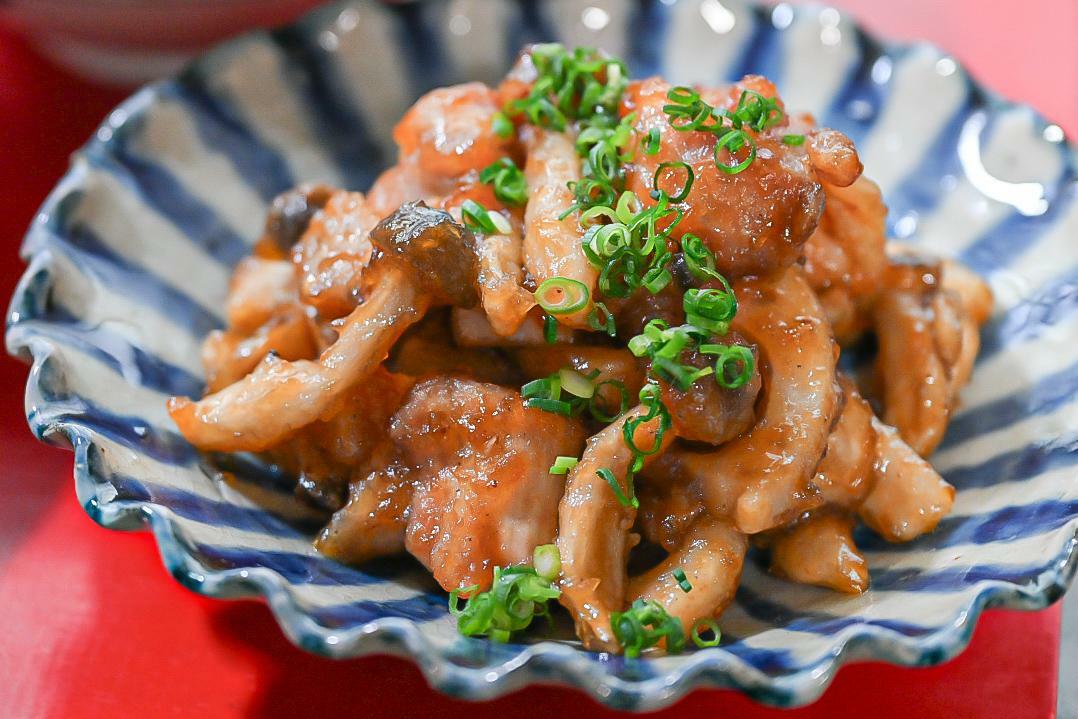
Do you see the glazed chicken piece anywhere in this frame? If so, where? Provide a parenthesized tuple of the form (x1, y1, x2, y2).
(392, 377, 586, 592)
(316, 458, 415, 565)
(659, 341, 761, 445)
(557, 404, 675, 652)
(649, 267, 840, 534)
(621, 76, 829, 279)
(768, 511, 869, 594)
(813, 376, 877, 509)
(859, 417, 955, 542)
(201, 257, 318, 392)
(802, 176, 888, 342)
(451, 307, 575, 347)
(628, 517, 748, 640)
(292, 190, 381, 320)
(389, 310, 521, 386)
(169, 203, 480, 452)
(873, 250, 992, 456)
(394, 82, 514, 186)
(522, 126, 597, 329)
(201, 307, 317, 393)
(267, 367, 414, 509)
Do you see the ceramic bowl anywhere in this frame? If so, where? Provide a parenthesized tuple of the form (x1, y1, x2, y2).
(6, 0, 1076, 710)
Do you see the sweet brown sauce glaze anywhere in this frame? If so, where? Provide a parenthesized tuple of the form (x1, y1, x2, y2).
(169, 44, 991, 654)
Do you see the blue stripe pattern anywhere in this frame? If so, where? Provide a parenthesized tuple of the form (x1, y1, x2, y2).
(6, 0, 1076, 711)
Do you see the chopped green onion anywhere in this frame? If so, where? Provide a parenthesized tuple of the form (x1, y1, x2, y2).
(492, 111, 514, 139)
(611, 599, 686, 657)
(589, 379, 629, 423)
(684, 287, 737, 335)
(448, 564, 560, 642)
(588, 301, 617, 337)
(549, 455, 579, 475)
(479, 157, 528, 207)
(643, 127, 661, 155)
(673, 568, 692, 593)
(525, 397, 574, 415)
(535, 277, 590, 315)
(680, 233, 722, 282)
(597, 467, 638, 508)
(461, 199, 511, 235)
(543, 314, 558, 344)
(559, 368, 595, 398)
(623, 382, 671, 458)
(714, 129, 756, 175)
(533, 544, 561, 582)
(691, 618, 721, 648)
(700, 343, 755, 389)
(782, 133, 805, 146)
(652, 161, 694, 202)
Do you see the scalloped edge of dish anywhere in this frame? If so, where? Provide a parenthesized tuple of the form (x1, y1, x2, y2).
(6, 0, 1077, 710)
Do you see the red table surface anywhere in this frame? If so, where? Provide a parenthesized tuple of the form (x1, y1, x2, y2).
(0, 2, 1074, 717)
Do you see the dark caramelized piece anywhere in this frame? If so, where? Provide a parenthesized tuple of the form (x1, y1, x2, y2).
(257, 184, 335, 256)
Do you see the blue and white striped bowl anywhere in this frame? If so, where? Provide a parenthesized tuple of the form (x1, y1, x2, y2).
(6, 0, 1076, 710)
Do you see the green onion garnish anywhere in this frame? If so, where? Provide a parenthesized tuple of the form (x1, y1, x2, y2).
(533, 544, 561, 582)
(587, 301, 618, 337)
(535, 277, 590, 315)
(643, 127, 661, 155)
(448, 565, 561, 643)
(623, 382, 672, 458)
(691, 618, 721, 648)
(673, 567, 693, 593)
(700, 343, 755, 389)
(652, 161, 695, 202)
(492, 111, 514, 139)
(683, 286, 737, 335)
(782, 133, 805, 146)
(461, 199, 512, 235)
(543, 314, 558, 344)
(714, 128, 756, 175)
(589, 379, 629, 423)
(479, 157, 528, 207)
(549, 455, 579, 475)
(597, 467, 638, 508)
(559, 367, 595, 398)
(680, 233, 723, 282)
(611, 599, 685, 657)
(661, 86, 784, 176)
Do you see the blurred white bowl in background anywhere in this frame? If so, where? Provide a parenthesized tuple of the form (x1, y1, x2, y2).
(1, 0, 327, 84)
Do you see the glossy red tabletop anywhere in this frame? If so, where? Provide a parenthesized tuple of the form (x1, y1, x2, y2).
(1, 2, 1074, 717)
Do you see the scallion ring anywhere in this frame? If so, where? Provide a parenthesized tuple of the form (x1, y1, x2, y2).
(535, 277, 590, 315)
(700, 343, 756, 389)
(652, 161, 695, 202)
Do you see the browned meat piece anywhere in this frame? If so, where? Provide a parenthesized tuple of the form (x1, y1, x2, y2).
(629, 517, 747, 640)
(315, 460, 415, 564)
(621, 76, 828, 279)
(392, 377, 587, 591)
(557, 404, 675, 651)
(859, 417, 955, 542)
(813, 376, 877, 509)
(659, 341, 761, 445)
(768, 511, 869, 593)
(292, 190, 380, 319)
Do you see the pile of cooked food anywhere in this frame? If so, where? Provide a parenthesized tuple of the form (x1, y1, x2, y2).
(169, 44, 993, 656)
